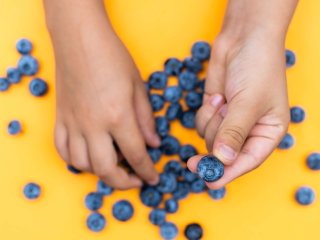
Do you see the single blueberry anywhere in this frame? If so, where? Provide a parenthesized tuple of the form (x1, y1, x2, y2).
(85, 192, 103, 211)
(97, 179, 113, 196)
(307, 153, 320, 171)
(164, 86, 183, 103)
(180, 110, 196, 129)
(286, 49, 296, 68)
(183, 57, 203, 73)
(197, 155, 224, 182)
(179, 144, 198, 163)
(147, 147, 162, 164)
(0, 77, 10, 91)
(86, 212, 106, 232)
(16, 38, 33, 55)
(172, 181, 190, 200)
(191, 41, 211, 61)
(149, 208, 166, 226)
(184, 223, 203, 240)
(29, 78, 48, 97)
(8, 120, 22, 135)
(18, 55, 39, 76)
(164, 58, 184, 76)
(178, 71, 198, 91)
(197, 80, 205, 92)
(208, 187, 226, 200)
(165, 198, 179, 213)
(181, 168, 198, 183)
(164, 160, 183, 176)
(6, 67, 21, 84)
(148, 71, 168, 89)
(190, 178, 207, 193)
(160, 222, 178, 240)
(155, 116, 170, 137)
(295, 187, 315, 206)
(67, 165, 82, 174)
(290, 106, 305, 123)
(185, 91, 203, 110)
(139, 186, 163, 207)
(112, 200, 134, 222)
(278, 133, 294, 149)
(149, 94, 165, 112)
(166, 103, 183, 121)
(23, 183, 41, 199)
(160, 135, 180, 155)
(145, 82, 150, 93)
(156, 173, 177, 193)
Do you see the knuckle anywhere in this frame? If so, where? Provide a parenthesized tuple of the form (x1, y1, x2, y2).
(222, 126, 246, 146)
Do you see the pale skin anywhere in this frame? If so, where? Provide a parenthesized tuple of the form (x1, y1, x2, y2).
(44, 0, 298, 190)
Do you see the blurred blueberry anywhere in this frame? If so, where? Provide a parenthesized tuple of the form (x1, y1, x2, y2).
(166, 103, 183, 121)
(29, 78, 48, 97)
(85, 192, 103, 211)
(160, 135, 180, 155)
(181, 168, 198, 183)
(8, 120, 22, 135)
(164, 86, 183, 103)
(23, 183, 41, 199)
(16, 38, 33, 55)
(148, 71, 168, 89)
(155, 116, 170, 137)
(164, 58, 184, 76)
(307, 153, 320, 171)
(179, 144, 198, 163)
(97, 179, 113, 196)
(86, 212, 106, 232)
(160, 222, 178, 240)
(140, 186, 163, 207)
(112, 200, 134, 222)
(178, 71, 198, 91)
(180, 110, 196, 129)
(165, 198, 179, 213)
(0, 77, 10, 91)
(7, 67, 21, 84)
(184, 223, 203, 240)
(278, 133, 294, 149)
(286, 49, 296, 68)
(191, 41, 211, 61)
(290, 106, 305, 123)
(172, 181, 190, 200)
(164, 160, 183, 176)
(185, 91, 203, 109)
(183, 57, 203, 73)
(190, 178, 207, 193)
(208, 187, 226, 200)
(149, 94, 165, 112)
(147, 147, 162, 164)
(67, 165, 82, 174)
(156, 173, 177, 193)
(295, 187, 315, 206)
(149, 208, 166, 226)
(18, 55, 39, 76)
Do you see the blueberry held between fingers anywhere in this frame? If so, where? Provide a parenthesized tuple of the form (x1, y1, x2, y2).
(16, 38, 33, 55)
(166, 103, 183, 121)
(147, 147, 162, 164)
(86, 212, 106, 232)
(295, 187, 315, 206)
(285, 49, 296, 68)
(97, 179, 113, 196)
(307, 153, 320, 170)
(183, 57, 203, 73)
(149, 208, 166, 226)
(29, 78, 48, 97)
(155, 116, 170, 137)
(191, 41, 211, 61)
(178, 71, 198, 91)
(160, 222, 178, 240)
(149, 94, 165, 112)
(197, 155, 224, 182)
(8, 120, 22, 135)
(23, 183, 41, 200)
(160, 135, 180, 155)
(180, 110, 196, 129)
(164, 86, 183, 103)
(185, 91, 203, 109)
(164, 58, 184, 76)
(290, 106, 305, 123)
(0, 77, 10, 91)
(18, 55, 39, 76)
(179, 144, 198, 163)
(148, 71, 168, 89)
(278, 133, 294, 149)
(140, 186, 163, 207)
(184, 223, 203, 240)
(85, 192, 103, 211)
(208, 187, 226, 200)
(112, 200, 134, 222)
(7, 67, 21, 84)
(165, 198, 179, 213)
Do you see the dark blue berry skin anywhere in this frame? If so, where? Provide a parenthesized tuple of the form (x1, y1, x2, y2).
(181, 168, 198, 183)
(165, 198, 179, 213)
(290, 106, 305, 123)
(148, 71, 168, 89)
(160, 222, 178, 240)
(29, 78, 48, 97)
(112, 200, 134, 222)
(164, 86, 183, 103)
(23, 183, 41, 199)
(197, 80, 205, 92)
(156, 173, 177, 193)
(307, 153, 320, 170)
(179, 144, 198, 163)
(164, 58, 184, 76)
(0, 77, 10, 91)
(160, 135, 180, 155)
(190, 178, 207, 193)
(178, 71, 198, 91)
(149, 209, 166, 226)
(155, 116, 170, 137)
(172, 181, 190, 200)
(185, 91, 203, 110)
(86, 212, 106, 232)
(191, 41, 211, 61)
(7, 67, 21, 84)
(147, 147, 162, 164)
(278, 133, 294, 149)
(149, 94, 165, 112)
(295, 187, 315, 206)
(197, 155, 224, 182)
(140, 186, 163, 207)
(16, 38, 33, 55)
(286, 49, 296, 68)
(97, 179, 113, 196)
(18, 55, 39, 76)
(85, 192, 103, 211)
(180, 111, 196, 129)
(145, 82, 150, 93)
(183, 57, 203, 73)
(166, 103, 183, 121)
(164, 160, 183, 176)
(184, 223, 203, 240)
(67, 165, 82, 174)
(208, 187, 226, 200)
(8, 120, 22, 135)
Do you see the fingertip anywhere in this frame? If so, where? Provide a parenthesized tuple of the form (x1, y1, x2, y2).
(147, 172, 160, 186)
(187, 155, 202, 173)
(128, 175, 144, 188)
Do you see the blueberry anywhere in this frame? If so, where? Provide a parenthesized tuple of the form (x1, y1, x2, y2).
(183, 57, 203, 73)
(208, 187, 226, 200)
(197, 80, 205, 92)
(29, 78, 48, 97)
(164, 58, 184, 76)
(8, 120, 22, 135)
(18, 55, 39, 76)
(166, 103, 183, 121)
(97, 179, 113, 196)
(164, 86, 183, 103)
(295, 187, 315, 206)
(180, 110, 196, 129)
(160, 222, 178, 240)
(145, 82, 150, 93)
(23, 183, 41, 199)
(286, 49, 296, 68)
(149, 94, 165, 112)
(307, 153, 320, 170)
(181, 168, 198, 183)
(140, 186, 163, 207)
(165, 198, 179, 213)
(197, 155, 224, 182)
(67, 165, 82, 174)
(184, 223, 203, 240)
(112, 200, 134, 222)
(290, 106, 305, 123)
(148, 71, 168, 89)
(7, 67, 21, 84)
(191, 41, 211, 61)
(278, 133, 294, 149)
(147, 147, 162, 164)
(172, 181, 190, 200)
(0, 77, 10, 91)
(85, 192, 103, 211)
(160, 135, 180, 155)
(190, 178, 207, 193)
(156, 116, 170, 137)
(185, 91, 203, 110)
(149, 208, 166, 226)
(16, 38, 33, 55)
(179, 144, 198, 163)
(164, 160, 183, 176)
(156, 173, 177, 193)
(86, 212, 106, 232)
(178, 71, 198, 91)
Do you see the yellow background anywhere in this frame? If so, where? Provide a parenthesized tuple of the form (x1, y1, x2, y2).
(1, 0, 320, 239)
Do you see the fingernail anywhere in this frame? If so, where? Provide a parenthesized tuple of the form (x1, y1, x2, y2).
(148, 176, 160, 186)
(211, 94, 224, 107)
(217, 144, 237, 162)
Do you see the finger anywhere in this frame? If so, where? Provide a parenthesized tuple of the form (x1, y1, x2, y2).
(54, 122, 70, 163)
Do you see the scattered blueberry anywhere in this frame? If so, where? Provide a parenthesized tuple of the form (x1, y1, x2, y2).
(160, 222, 178, 240)
(178, 71, 198, 91)
(149, 208, 166, 226)
(181, 168, 198, 183)
(147, 147, 162, 164)
(164, 86, 183, 103)
(29, 78, 48, 97)
(156, 116, 170, 137)
(278, 133, 294, 150)
(183, 57, 203, 73)
(148, 71, 168, 89)
(18, 55, 39, 76)
(166, 103, 183, 121)
(197, 80, 205, 92)
(208, 187, 226, 200)
(184, 223, 203, 240)
(191, 41, 211, 61)
(8, 120, 22, 135)
(23, 182, 41, 200)
(140, 186, 163, 207)
(160, 135, 180, 155)
(185, 91, 203, 109)
(145, 82, 150, 93)
(149, 94, 165, 112)
(286, 49, 296, 68)
(179, 144, 198, 163)
(85, 192, 103, 211)
(295, 187, 315, 206)
(172, 181, 190, 200)
(307, 153, 320, 171)
(6, 67, 21, 84)
(97, 179, 113, 196)
(290, 106, 305, 123)
(112, 200, 134, 222)
(86, 212, 106, 232)
(67, 165, 82, 174)
(197, 155, 224, 182)
(164, 58, 184, 76)
(165, 198, 179, 213)
(180, 110, 196, 129)
(16, 38, 33, 55)
(190, 178, 207, 193)
(164, 160, 183, 176)
(156, 173, 177, 193)
(0, 77, 10, 91)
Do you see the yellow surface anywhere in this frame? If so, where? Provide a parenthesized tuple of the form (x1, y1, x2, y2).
(1, 1, 320, 239)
